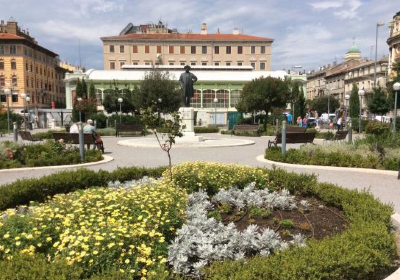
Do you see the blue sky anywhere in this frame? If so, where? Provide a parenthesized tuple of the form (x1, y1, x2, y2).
(0, 0, 398, 71)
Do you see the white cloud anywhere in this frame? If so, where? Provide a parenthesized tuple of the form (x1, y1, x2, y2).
(309, 1, 343, 10)
(310, 0, 362, 19)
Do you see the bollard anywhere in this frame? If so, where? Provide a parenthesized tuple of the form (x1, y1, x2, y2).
(348, 121, 352, 143)
(275, 118, 279, 135)
(79, 121, 85, 162)
(13, 122, 18, 142)
(281, 121, 286, 154)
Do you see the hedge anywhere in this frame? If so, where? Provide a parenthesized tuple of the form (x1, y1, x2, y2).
(0, 166, 166, 211)
(194, 126, 219, 133)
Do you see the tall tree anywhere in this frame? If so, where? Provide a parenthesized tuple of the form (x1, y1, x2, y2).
(349, 83, 360, 118)
(88, 82, 96, 99)
(309, 95, 340, 116)
(368, 86, 390, 116)
(75, 78, 83, 98)
(297, 87, 307, 118)
(102, 88, 137, 114)
(290, 81, 300, 118)
(82, 79, 88, 98)
(236, 76, 290, 130)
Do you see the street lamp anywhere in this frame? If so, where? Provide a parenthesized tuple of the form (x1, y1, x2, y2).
(374, 22, 385, 88)
(345, 94, 350, 123)
(26, 96, 30, 129)
(358, 89, 365, 134)
(4, 88, 11, 134)
(157, 98, 162, 124)
(118, 97, 123, 124)
(77, 97, 84, 162)
(21, 93, 27, 131)
(213, 97, 218, 126)
(393, 82, 400, 138)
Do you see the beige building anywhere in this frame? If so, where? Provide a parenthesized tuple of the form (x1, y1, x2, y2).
(388, 11, 400, 77)
(101, 22, 273, 71)
(0, 19, 68, 113)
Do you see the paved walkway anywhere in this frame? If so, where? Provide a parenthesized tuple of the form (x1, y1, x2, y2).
(1, 133, 400, 212)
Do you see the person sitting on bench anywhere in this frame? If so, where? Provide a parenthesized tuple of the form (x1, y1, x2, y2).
(83, 119, 104, 152)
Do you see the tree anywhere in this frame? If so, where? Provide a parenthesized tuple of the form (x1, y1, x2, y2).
(88, 82, 95, 99)
(75, 79, 83, 98)
(368, 86, 390, 116)
(297, 87, 307, 118)
(290, 81, 300, 118)
(82, 79, 87, 98)
(308, 95, 340, 116)
(136, 68, 181, 113)
(387, 59, 400, 108)
(102, 88, 137, 114)
(349, 83, 360, 118)
(236, 76, 290, 130)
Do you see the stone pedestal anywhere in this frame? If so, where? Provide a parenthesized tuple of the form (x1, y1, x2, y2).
(178, 107, 203, 142)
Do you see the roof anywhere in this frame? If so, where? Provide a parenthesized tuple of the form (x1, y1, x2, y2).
(101, 33, 273, 42)
(0, 32, 58, 57)
(82, 69, 286, 82)
(0, 33, 24, 40)
(347, 43, 360, 54)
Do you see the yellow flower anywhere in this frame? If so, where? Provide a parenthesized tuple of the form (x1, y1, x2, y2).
(124, 259, 130, 264)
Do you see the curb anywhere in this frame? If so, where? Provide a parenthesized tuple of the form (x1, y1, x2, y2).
(385, 213, 400, 280)
(256, 155, 398, 177)
(0, 155, 114, 173)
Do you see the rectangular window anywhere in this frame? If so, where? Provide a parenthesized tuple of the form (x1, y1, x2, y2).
(10, 45, 16, 54)
(110, 61, 115, 70)
(169, 46, 174, 54)
(11, 60, 16, 70)
(157, 46, 162, 53)
(0, 60, 3, 70)
(145, 46, 150, 53)
(202, 62, 207, 66)
(191, 46, 196, 54)
(237, 62, 243, 66)
(214, 46, 219, 54)
(110, 45, 114, 53)
(120, 45, 124, 53)
(202, 46, 207, 54)
(0, 46, 4, 54)
(226, 62, 231, 66)
(191, 62, 196, 66)
(12, 94, 18, 103)
(132, 62, 138, 65)
(261, 46, 266, 54)
(132, 45, 138, 53)
(145, 62, 150, 65)
(169, 62, 174, 65)
(0, 95, 5, 102)
(180, 62, 185, 66)
(251, 62, 256, 69)
(226, 46, 231, 54)
(238, 46, 243, 54)
(251, 46, 256, 54)
(120, 61, 125, 67)
(180, 46, 185, 54)
(214, 62, 220, 66)
(260, 62, 266, 70)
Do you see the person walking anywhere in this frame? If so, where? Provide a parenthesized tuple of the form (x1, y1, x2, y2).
(337, 116, 343, 131)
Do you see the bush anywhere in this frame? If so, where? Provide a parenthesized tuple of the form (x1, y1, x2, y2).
(32, 129, 65, 140)
(0, 166, 166, 211)
(351, 118, 369, 132)
(194, 126, 219, 133)
(365, 121, 391, 135)
(97, 127, 116, 136)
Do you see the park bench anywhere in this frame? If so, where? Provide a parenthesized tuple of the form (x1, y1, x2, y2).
(115, 124, 145, 137)
(52, 132, 96, 145)
(19, 131, 41, 143)
(325, 130, 348, 142)
(232, 124, 260, 136)
(286, 126, 307, 133)
(268, 132, 316, 148)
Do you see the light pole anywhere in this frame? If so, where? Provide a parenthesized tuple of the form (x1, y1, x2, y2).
(345, 94, 350, 124)
(358, 89, 365, 134)
(77, 97, 84, 162)
(393, 82, 400, 138)
(26, 96, 30, 130)
(4, 88, 11, 134)
(118, 97, 123, 124)
(157, 98, 162, 124)
(21, 93, 27, 131)
(374, 22, 385, 88)
(213, 97, 218, 126)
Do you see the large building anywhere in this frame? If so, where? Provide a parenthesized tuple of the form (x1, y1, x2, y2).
(0, 19, 67, 113)
(101, 22, 273, 71)
(388, 11, 400, 77)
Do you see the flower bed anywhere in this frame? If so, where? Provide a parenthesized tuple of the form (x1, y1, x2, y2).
(0, 140, 102, 169)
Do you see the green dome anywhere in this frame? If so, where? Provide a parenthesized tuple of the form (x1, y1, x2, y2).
(347, 43, 360, 53)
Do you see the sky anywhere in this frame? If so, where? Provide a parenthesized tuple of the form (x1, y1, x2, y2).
(0, 0, 398, 72)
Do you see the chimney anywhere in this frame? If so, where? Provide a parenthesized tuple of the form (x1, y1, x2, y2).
(200, 23, 207, 35)
(233, 27, 240, 35)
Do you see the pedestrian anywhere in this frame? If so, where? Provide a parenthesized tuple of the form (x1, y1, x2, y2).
(302, 117, 307, 128)
(297, 116, 302, 127)
(329, 119, 334, 129)
(286, 113, 293, 125)
(69, 122, 79, 134)
(337, 116, 342, 131)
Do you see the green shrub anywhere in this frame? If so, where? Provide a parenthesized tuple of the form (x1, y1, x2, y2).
(32, 129, 66, 140)
(194, 126, 219, 133)
(365, 121, 391, 135)
(97, 127, 116, 136)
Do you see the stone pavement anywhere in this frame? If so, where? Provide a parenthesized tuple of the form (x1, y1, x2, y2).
(1, 133, 399, 212)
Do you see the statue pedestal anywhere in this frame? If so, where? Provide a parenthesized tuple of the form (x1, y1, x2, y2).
(178, 107, 203, 142)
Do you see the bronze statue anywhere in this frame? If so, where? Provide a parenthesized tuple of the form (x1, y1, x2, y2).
(179, 65, 197, 107)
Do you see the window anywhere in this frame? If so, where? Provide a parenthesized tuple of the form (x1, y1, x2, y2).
(237, 62, 242, 66)
(110, 61, 115, 70)
(251, 46, 256, 54)
(10, 45, 16, 54)
(30, 64, 33, 72)
(0, 59, 3, 70)
(25, 62, 28, 71)
(226, 46, 231, 54)
(226, 62, 231, 66)
(180, 46, 185, 54)
(169, 46, 174, 54)
(238, 46, 243, 54)
(145, 62, 150, 65)
(120, 61, 125, 67)
(11, 75, 17, 86)
(120, 45, 124, 53)
(214, 62, 220, 66)
(109, 45, 114, 53)
(145, 46, 150, 53)
(251, 62, 255, 69)
(12, 94, 18, 103)
(202, 46, 207, 54)
(11, 59, 16, 70)
(190, 62, 196, 66)
(169, 62, 174, 65)
(0, 75, 5, 86)
(26, 78, 29, 87)
(132, 62, 138, 65)
(180, 62, 185, 66)
(0, 46, 4, 54)
(156, 46, 161, 53)
(202, 62, 207, 66)
(261, 46, 266, 54)
(214, 46, 219, 54)
(191, 46, 196, 54)
(0, 95, 5, 102)
(260, 62, 266, 70)
(132, 45, 138, 53)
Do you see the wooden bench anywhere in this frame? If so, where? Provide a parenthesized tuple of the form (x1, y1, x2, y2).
(286, 126, 307, 133)
(268, 132, 316, 148)
(19, 131, 41, 143)
(232, 124, 260, 136)
(115, 124, 144, 137)
(52, 132, 96, 145)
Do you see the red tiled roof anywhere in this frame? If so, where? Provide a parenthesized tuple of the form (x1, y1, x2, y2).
(101, 33, 273, 42)
(0, 33, 24, 40)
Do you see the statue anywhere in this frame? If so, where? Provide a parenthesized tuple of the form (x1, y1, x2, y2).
(179, 65, 197, 107)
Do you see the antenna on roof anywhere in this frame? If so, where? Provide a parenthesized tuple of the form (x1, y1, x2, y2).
(78, 39, 82, 69)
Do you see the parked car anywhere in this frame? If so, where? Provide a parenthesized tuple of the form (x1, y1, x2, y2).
(307, 118, 317, 128)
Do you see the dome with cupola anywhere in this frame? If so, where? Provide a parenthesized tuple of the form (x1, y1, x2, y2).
(347, 43, 361, 54)
(345, 41, 361, 61)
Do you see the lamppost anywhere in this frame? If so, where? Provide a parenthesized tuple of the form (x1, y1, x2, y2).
(393, 82, 400, 138)
(157, 98, 162, 124)
(345, 94, 350, 123)
(3, 88, 11, 134)
(358, 89, 365, 134)
(77, 97, 84, 162)
(213, 97, 218, 126)
(374, 22, 385, 87)
(26, 96, 30, 130)
(118, 97, 123, 124)
(21, 93, 27, 131)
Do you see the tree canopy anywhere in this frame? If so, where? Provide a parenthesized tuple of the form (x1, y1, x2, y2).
(102, 88, 137, 114)
(308, 95, 340, 116)
(349, 83, 360, 118)
(368, 86, 390, 116)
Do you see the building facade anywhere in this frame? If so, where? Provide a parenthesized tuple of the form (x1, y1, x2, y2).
(101, 22, 273, 71)
(0, 19, 67, 113)
(388, 11, 400, 77)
